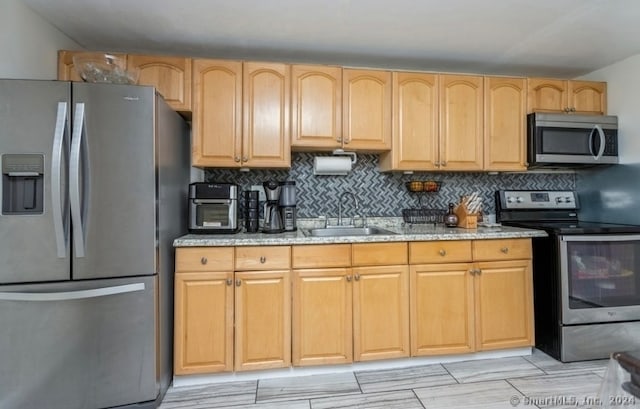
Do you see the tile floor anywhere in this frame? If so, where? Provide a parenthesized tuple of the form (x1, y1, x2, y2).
(159, 350, 619, 409)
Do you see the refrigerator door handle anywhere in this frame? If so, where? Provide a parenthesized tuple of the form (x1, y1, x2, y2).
(0, 283, 145, 301)
(70, 103, 86, 258)
(51, 101, 68, 258)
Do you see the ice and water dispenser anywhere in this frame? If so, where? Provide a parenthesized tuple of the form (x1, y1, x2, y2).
(2, 154, 45, 215)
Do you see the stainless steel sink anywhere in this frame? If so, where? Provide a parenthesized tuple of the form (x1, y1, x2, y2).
(302, 226, 397, 237)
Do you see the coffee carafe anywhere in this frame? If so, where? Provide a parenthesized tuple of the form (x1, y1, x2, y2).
(262, 181, 284, 233)
(279, 181, 297, 232)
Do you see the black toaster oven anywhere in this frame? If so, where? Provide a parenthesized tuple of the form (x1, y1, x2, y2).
(188, 183, 240, 233)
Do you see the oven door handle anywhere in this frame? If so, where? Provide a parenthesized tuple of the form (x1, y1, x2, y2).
(561, 234, 640, 242)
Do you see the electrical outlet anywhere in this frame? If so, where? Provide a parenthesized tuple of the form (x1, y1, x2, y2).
(250, 185, 266, 201)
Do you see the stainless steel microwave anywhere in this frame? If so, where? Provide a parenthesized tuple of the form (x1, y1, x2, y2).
(527, 113, 618, 168)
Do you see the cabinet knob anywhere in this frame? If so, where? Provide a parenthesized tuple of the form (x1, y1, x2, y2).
(501, 247, 509, 254)
(571, 107, 576, 112)
(200, 257, 207, 265)
(477, 269, 482, 275)
(354, 274, 360, 281)
(336, 136, 342, 143)
(234, 156, 241, 162)
(235, 279, 241, 287)
(434, 161, 440, 166)
(259, 256, 266, 264)
(439, 249, 447, 256)
(242, 156, 248, 162)
(441, 161, 447, 167)
(469, 269, 476, 275)
(226, 278, 233, 286)
(346, 275, 352, 282)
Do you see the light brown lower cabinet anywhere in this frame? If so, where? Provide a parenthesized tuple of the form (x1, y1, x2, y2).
(174, 247, 291, 374)
(410, 239, 534, 356)
(291, 243, 409, 366)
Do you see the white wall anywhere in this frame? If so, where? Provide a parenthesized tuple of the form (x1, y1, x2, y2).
(0, 0, 80, 79)
(579, 54, 640, 163)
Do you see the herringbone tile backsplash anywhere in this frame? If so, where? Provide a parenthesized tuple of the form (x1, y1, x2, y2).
(205, 153, 575, 218)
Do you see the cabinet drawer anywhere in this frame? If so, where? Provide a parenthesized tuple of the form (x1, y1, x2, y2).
(292, 244, 351, 269)
(473, 239, 532, 261)
(352, 242, 407, 266)
(409, 240, 472, 264)
(175, 247, 234, 272)
(235, 246, 291, 271)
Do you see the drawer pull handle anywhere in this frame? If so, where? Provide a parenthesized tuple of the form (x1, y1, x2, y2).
(260, 256, 266, 264)
(200, 257, 208, 265)
(346, 275, 352, 282)
(226, 278, 233, 286)
(354, 274, 360, 281)
(439, 249, 446, 256)
(501, 247, 509, 254)
(235, 279, 241, 287)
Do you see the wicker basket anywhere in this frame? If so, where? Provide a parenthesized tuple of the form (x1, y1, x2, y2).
(402, 208, 446, 224)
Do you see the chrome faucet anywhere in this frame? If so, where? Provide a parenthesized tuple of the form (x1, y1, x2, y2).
(338, 191, 360, 227)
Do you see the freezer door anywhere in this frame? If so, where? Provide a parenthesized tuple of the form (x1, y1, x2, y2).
(71, 83, 157, 279)
(0, 276, 157, 409)
(0, 80, 71, 284)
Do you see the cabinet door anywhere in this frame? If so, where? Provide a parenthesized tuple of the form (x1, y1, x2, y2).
(192, 59, 242, 167)
(439, 74, 483, 170)
(569, 80, 607, 115)
(234, 270, 291, 371)
(342, 69, 391, 151)
(243, 62, 291, 168)
(128, 54, 192, 112)
(291, 64, 342, 150)
(484, 77, 527, 171)
(410, 263, 475, 356)
(380, 72, 438, 171)
(292, 268, 353, 366)
(475, 259, 534, 350)
(174, 272, 233, 374)
(527, 78, 568, 113)
(352, 265, 409, 361)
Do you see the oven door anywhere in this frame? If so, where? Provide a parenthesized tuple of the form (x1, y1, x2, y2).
(560, 234, 640, 324)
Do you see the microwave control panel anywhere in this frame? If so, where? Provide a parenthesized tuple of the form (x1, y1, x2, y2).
(499, 190, 578, 210)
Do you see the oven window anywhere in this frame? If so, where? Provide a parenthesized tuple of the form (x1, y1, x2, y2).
(567, 240, 640, 309)
(196, 204, 229, 227)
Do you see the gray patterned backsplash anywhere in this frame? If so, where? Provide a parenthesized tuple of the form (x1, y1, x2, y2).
(204, 153, 575, 218)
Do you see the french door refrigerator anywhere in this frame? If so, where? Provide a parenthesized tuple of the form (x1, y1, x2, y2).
(0, 80, 190, 409)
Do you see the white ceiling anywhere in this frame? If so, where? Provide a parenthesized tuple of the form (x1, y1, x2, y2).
(22, 0, 640, 78)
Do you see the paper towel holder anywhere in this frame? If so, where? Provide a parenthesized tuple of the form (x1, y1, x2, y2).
(313, 149, 358, 176)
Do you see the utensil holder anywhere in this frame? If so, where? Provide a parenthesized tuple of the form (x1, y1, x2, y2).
(454, 204, 478, 229)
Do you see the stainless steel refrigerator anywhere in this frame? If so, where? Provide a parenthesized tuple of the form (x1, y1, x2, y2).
(0, 80, 190, 409)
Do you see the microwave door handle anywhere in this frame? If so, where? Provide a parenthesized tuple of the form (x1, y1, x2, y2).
(594, 124, 606, 159)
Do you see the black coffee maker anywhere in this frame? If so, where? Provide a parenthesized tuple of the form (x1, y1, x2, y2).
(262, 181, 284, 233)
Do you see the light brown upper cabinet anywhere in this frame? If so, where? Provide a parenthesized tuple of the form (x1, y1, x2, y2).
(527, 78, 607, 115)
(291, 64, 342, 150)
(127, 54, 192, 112)
(342, 69, 392, 151)
(484, 77, 527, 171)
(439, 74, 484, 171)
(379, 72, 439, 171)
(192, 59, 291, 168)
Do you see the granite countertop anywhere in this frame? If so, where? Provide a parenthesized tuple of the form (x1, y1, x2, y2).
(174, 217, 548, 247)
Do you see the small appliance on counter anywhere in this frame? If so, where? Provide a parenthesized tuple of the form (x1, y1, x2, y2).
(188, 182, 240, 233)
(279, 181, 297, 232)
(244, 190, 260, 233)
(262, 181, 284, 233)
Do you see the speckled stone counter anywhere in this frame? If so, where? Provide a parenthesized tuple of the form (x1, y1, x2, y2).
(174, 217, 547, 247)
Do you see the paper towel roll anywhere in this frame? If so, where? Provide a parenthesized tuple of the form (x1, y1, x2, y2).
(313, 156, 352, 175)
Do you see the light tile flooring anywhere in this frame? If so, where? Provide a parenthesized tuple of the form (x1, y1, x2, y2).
(159, 350, 617, 409)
